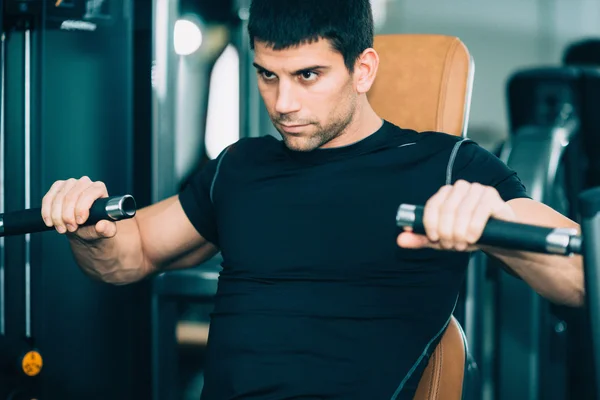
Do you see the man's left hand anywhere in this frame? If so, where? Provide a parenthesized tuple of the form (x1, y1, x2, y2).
(397, 180, 516, 252)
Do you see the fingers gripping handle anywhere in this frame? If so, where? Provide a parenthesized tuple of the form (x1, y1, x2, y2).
(0, 195, 137, 237)
(396, 204, 583, 255)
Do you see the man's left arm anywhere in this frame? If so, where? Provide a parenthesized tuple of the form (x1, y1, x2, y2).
(397, 180, 585, 308)
(484, 196, 583, 307)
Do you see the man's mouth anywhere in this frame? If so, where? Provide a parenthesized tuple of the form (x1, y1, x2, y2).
(279, 123, 310, 133)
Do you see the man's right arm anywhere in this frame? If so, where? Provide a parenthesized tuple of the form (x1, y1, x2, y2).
(42, 177, 218, 285)
(136, 195, 218, 274)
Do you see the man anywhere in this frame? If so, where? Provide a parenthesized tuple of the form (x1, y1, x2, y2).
(41, 0, 584, 398)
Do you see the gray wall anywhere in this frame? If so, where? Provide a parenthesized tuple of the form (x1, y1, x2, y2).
(376, 0, 600, 149)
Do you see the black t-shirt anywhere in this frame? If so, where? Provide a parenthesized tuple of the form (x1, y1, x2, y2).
(178, 120, 529, 400)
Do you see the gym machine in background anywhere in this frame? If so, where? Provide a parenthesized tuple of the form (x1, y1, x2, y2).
(497, 67, 583, 400)
(0, 1, 150, 399)
(561, 38, 600, 399)
(563, 39, 600, 190)
(486, 63, 599, 399)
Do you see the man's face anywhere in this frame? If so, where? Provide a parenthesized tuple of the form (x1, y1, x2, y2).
(253, 39, 358, 151)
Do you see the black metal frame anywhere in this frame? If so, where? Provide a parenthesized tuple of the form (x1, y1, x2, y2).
(580, 188, 600, 390)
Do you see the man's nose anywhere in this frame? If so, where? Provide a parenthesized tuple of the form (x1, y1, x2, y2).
(275, 81, 302, 116)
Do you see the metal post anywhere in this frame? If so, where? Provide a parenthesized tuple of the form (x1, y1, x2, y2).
(0, 32, 5, 336)
(23, 27, 31, 339)
(151, 0, 178, 202)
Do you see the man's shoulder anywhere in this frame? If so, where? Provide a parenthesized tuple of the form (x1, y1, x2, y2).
(383, 120, 470, 154)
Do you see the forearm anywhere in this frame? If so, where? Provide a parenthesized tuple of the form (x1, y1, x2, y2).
(396, 182, 587, 307)
(68, 218, 150, 285)
(484, 245, 585, 307)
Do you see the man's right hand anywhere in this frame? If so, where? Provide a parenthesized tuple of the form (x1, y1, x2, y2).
(39, 176, 217, 284)
(41, 176, 117, 242)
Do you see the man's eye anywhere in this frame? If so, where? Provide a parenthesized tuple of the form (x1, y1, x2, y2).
(260, 71, 276, 80)
(300, 71, 318, 81)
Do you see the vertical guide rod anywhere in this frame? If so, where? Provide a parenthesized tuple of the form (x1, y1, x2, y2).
(0, 32, 5, 336)
(24, 28, 31, 338)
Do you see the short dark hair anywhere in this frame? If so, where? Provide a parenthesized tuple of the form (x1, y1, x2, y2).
(247, 0, 374, 72)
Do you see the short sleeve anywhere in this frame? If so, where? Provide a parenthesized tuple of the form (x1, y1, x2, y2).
(451, 141, 531, 202)
(178, 148, 229, 246)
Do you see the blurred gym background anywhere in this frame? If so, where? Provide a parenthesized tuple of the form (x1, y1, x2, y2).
(0, 0, 599, 399)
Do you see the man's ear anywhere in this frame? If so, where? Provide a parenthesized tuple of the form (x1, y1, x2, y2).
(354, 48, 379, 94)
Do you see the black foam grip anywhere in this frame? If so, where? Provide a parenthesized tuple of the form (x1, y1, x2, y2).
(1, 195, 135, 237)
(398, 205, 565, 254)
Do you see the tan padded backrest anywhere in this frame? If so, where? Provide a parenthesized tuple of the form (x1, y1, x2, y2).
(366, 34, 473, 399)
(414, 316, 466, 400)
(367, 34, 473, 137)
